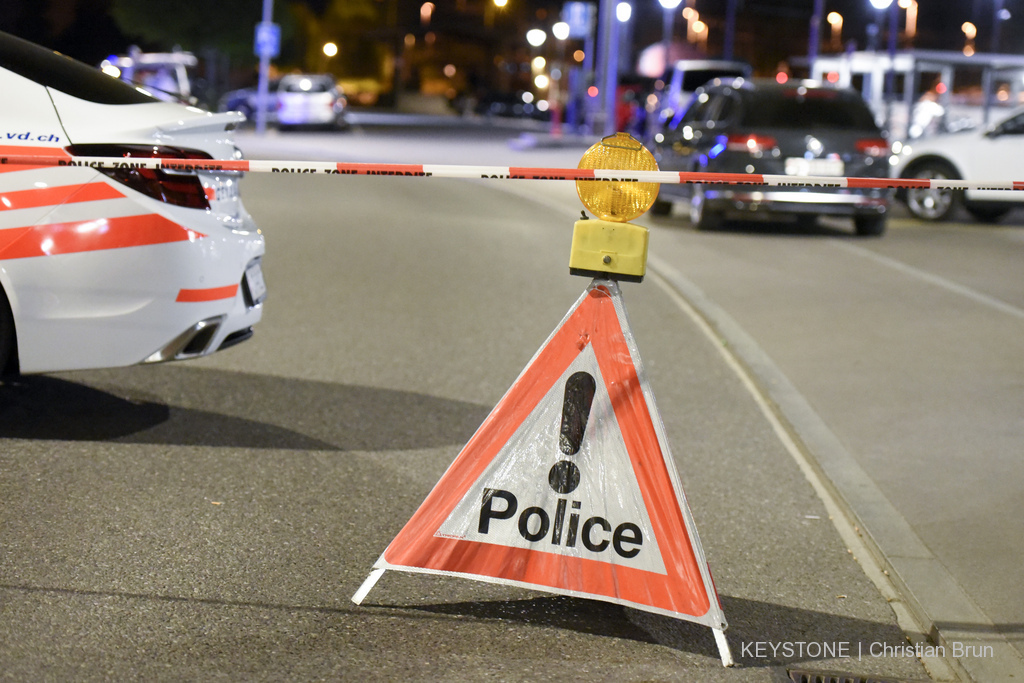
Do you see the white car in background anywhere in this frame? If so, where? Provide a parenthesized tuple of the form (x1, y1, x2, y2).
(275, 74, 348, 130)
(0, 30, 265, 376)
(892, 108, 1024, 222)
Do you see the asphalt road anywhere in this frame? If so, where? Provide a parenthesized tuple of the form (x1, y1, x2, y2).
(1, 118, 1021, 681)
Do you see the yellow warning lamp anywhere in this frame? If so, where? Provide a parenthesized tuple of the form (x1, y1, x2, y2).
(570, 132, 658, 283)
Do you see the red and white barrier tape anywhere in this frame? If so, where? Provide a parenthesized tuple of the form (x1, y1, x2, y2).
(3, 152, 1023, 192)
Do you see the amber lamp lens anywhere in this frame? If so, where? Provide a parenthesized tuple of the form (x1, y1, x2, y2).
(576, 132, 659, 222)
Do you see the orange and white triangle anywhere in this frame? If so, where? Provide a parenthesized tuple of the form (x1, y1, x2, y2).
(354, 280, 731, 663)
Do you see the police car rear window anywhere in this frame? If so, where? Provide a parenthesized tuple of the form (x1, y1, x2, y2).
(0, 31, 155, 105)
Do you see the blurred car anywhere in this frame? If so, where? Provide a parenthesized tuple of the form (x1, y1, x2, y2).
(99, 46, 198, 104)
(0, 30, 265, 375)
(656, 59, 751, 129)
(472, 91, 550, 121)
(217, 79, 281, 122)
(652, 78, 892, 236)
(892, 107, 1024, 222)
(219, 75, 347, 130)
(275, 74, 348, 130)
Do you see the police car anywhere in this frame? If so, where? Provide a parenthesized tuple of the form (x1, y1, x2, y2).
(0, 31, 265, 376)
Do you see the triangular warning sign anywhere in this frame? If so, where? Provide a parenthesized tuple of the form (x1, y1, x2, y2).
(354, 280, 730, 662)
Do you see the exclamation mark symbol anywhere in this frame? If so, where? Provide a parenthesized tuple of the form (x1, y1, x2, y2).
(548, 371, 596, 495)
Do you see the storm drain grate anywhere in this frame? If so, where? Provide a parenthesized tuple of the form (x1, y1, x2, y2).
(787, 669, 920, 683)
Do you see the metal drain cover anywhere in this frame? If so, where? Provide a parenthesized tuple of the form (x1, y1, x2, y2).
(787, 669, 923, 683)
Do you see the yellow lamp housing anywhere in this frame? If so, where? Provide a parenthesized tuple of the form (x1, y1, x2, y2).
(569, 217, 649, 283)
(570, 133, 660, 283)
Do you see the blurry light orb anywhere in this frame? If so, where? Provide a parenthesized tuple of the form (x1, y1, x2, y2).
(588, 85, 599, 97)
(421, 2, 434, 23)
(404, 33, 416, 48)
(826, 71, 839, 83)
(682, 7, 696, 20)
(537, 99, 549, 112)
(425, 31, 436, 45)
(574, 50, 585, 63)
(551, 67, 562, 80)
(532, 56, 546, 70)
(962, 22, 977, 39)
(323, 42, 338, 57)
(658, 0, 682, 9)
(535, 74, 550, 89)
(616, 2, 632, 22)
(527, 29, 547, 46)
(868, 0, 893, 8)
(494, 0, 508, 6)
(100, 62, 121, 78)
(827, 11, 842, 25)
(552, 21, 571, 40)
(522, 91, 535, 103)
(299, 78, 313, 91)
(775, 72, 788, 84)
(444, 64, 457, 78)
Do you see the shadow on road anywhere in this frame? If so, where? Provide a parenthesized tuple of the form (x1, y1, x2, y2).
(0, 367, 489, 451)
(381, 594, 912, 667)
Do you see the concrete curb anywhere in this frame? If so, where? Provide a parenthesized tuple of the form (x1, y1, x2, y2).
(648, 255, 1024, 683)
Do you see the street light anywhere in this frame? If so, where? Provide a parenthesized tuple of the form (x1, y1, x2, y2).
(962, 21, 977, 56)
(993, 0, 1010, 53)
(657, 0, 682, 79)
(898, 0, 917, 41)
(322, 41, 338, 72)
(682, 7, 698, 43)
(827, 12, 843, 50)
(550, 21, 570, 136)
(692, 20, 707, 52)
(868, 0, 897, 128)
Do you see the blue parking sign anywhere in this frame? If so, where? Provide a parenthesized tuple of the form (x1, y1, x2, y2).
(562, 2, 595, 39)
(254, 22, 280, 59)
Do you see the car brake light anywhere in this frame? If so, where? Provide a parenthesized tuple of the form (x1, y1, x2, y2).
(64, 144, 212, 210)
(855, 138, 889, 157)
(726, 134, 777, 154)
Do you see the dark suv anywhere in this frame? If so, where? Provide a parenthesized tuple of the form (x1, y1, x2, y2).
(652, 79, 892, 236)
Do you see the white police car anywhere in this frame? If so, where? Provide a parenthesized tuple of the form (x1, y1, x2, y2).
(0, 31, 265, 375)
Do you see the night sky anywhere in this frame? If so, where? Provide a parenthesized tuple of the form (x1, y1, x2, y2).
(0, 0, 1020, 72)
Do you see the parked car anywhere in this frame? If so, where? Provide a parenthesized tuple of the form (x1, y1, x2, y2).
(219, 74, 348, 130)
(276, 74, 348, 130)
(99, 45, 198, 104)
(652, 78, 892, 236)
(217, 79, 281, 122)
(472, 91, 550, 121)
(0, 30, 265, 376)
(892, 107, 1024, 222)
(657, 59, 751, 130)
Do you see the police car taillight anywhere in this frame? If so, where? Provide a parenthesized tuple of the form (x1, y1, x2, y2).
(64, 144, 212, 210)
